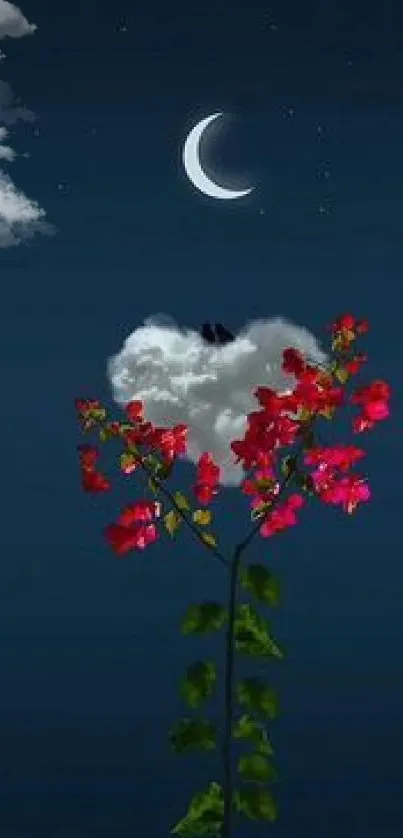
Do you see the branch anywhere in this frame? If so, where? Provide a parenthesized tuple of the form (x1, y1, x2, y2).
(134, 449, 230, 568)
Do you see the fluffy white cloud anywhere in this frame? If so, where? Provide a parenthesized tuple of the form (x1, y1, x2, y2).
(107, 315, 328, 486)
(0, 169, 49, 246)
(0, 0, 36, 39)
(0, 4, 52, 248)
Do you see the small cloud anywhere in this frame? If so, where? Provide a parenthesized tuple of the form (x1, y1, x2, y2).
(0, 0, 37, 39)
(0, 5, 54, 248)
(0, 79, 35, 123)
(0, 85, 52, 246)
(0, 169, 53, 247)
(0, 124, 15, 159)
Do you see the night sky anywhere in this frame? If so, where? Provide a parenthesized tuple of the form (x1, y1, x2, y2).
(0, 0, 402, 836)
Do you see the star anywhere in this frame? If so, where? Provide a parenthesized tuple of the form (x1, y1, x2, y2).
(282, 105, 295, 118)
(318, 202, 332, 216)
(263, 15, 278, 30)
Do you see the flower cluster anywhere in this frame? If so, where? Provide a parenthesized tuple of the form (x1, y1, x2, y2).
(77, 441, 111, 493)
(104, 500, 162, 554)
(75, 314, 390, 555)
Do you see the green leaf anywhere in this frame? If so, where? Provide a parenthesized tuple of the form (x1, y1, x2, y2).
(171, 782, 224, 835)
(192, 508, 212, 526)
(234, 604, 284, 659)
(237, 678, 279, 719)
(119, 451, 137, 474)
(239, 564, 280, 607)
(181, 603, 227, 635)
(99, 424, 116, 443)
(164, 509, 182, 537)
(169, 718, 217, 754)
(200, 532, 218, 548)
(281, 454, 298, 477)
(232, 714, 274, 756)
(174, 491, 190, 511)
(334, 364, 350, 384)
(234, 787, 278, 822)
(116, 422, 133, 434)
(251, 501, 272, 522)
(88, 406, 106, 423)
(238, 753, 277, 784)
(180, 661, 217, 708)
(144, 453, 173, 480)
(253, 477, 277, 493)
(144, 453, 161, 475)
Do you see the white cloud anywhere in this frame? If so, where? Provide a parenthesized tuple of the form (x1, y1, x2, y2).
(0, 79, 35, 123)
(107, 315, 328, 486)
(0, 4, 53, 248)
(0, 0, 36, 39)
(0, 124, 15, 158)
(0, 168, 50, 246)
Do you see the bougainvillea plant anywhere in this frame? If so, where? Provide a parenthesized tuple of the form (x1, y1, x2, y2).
(75, 314, 390, 838)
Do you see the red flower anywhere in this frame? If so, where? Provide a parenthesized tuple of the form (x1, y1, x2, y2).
(104, 500, 161, 555)
(125, 400, 144, 422)
(345, 354, 367, 375)
(117, 500, 161, 526)
(152, 424, 188, 461)
(260, 494, 305, 538)
(355, 319, 369, 334)
(77, 444, 99, 470)
(104, 522, 158, 555)
(193, 452, 220, 505)
(75, 398, 103, 415)
(304, 445, 366, 472)
(319, 474, 370, 515)
(77, 444, 111, 492)
(81, 469, 111, 493)
(331, 313, 356, 333)
(282, 347, 306, 377)
(351, 379, 390, 432)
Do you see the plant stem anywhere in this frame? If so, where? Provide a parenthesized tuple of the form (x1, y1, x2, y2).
(133, 447, 230, 568)
(221, 545, 242, 838)
(220, 416, 319, 837)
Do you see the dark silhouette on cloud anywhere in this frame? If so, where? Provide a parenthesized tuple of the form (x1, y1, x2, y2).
(201, 322, 234, 345)
(201, 322, 216, 344)
(215, 322, 234, 344)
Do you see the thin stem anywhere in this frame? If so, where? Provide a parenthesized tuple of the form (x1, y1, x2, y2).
(221, 545, 242, 838)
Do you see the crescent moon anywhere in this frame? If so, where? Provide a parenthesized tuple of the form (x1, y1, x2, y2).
(182, 112, 254, 201)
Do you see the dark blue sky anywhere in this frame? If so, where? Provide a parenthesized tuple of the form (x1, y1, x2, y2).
(0, 0, 402, 836)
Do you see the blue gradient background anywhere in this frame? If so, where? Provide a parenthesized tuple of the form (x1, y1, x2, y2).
(0, 0, 402, 835)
